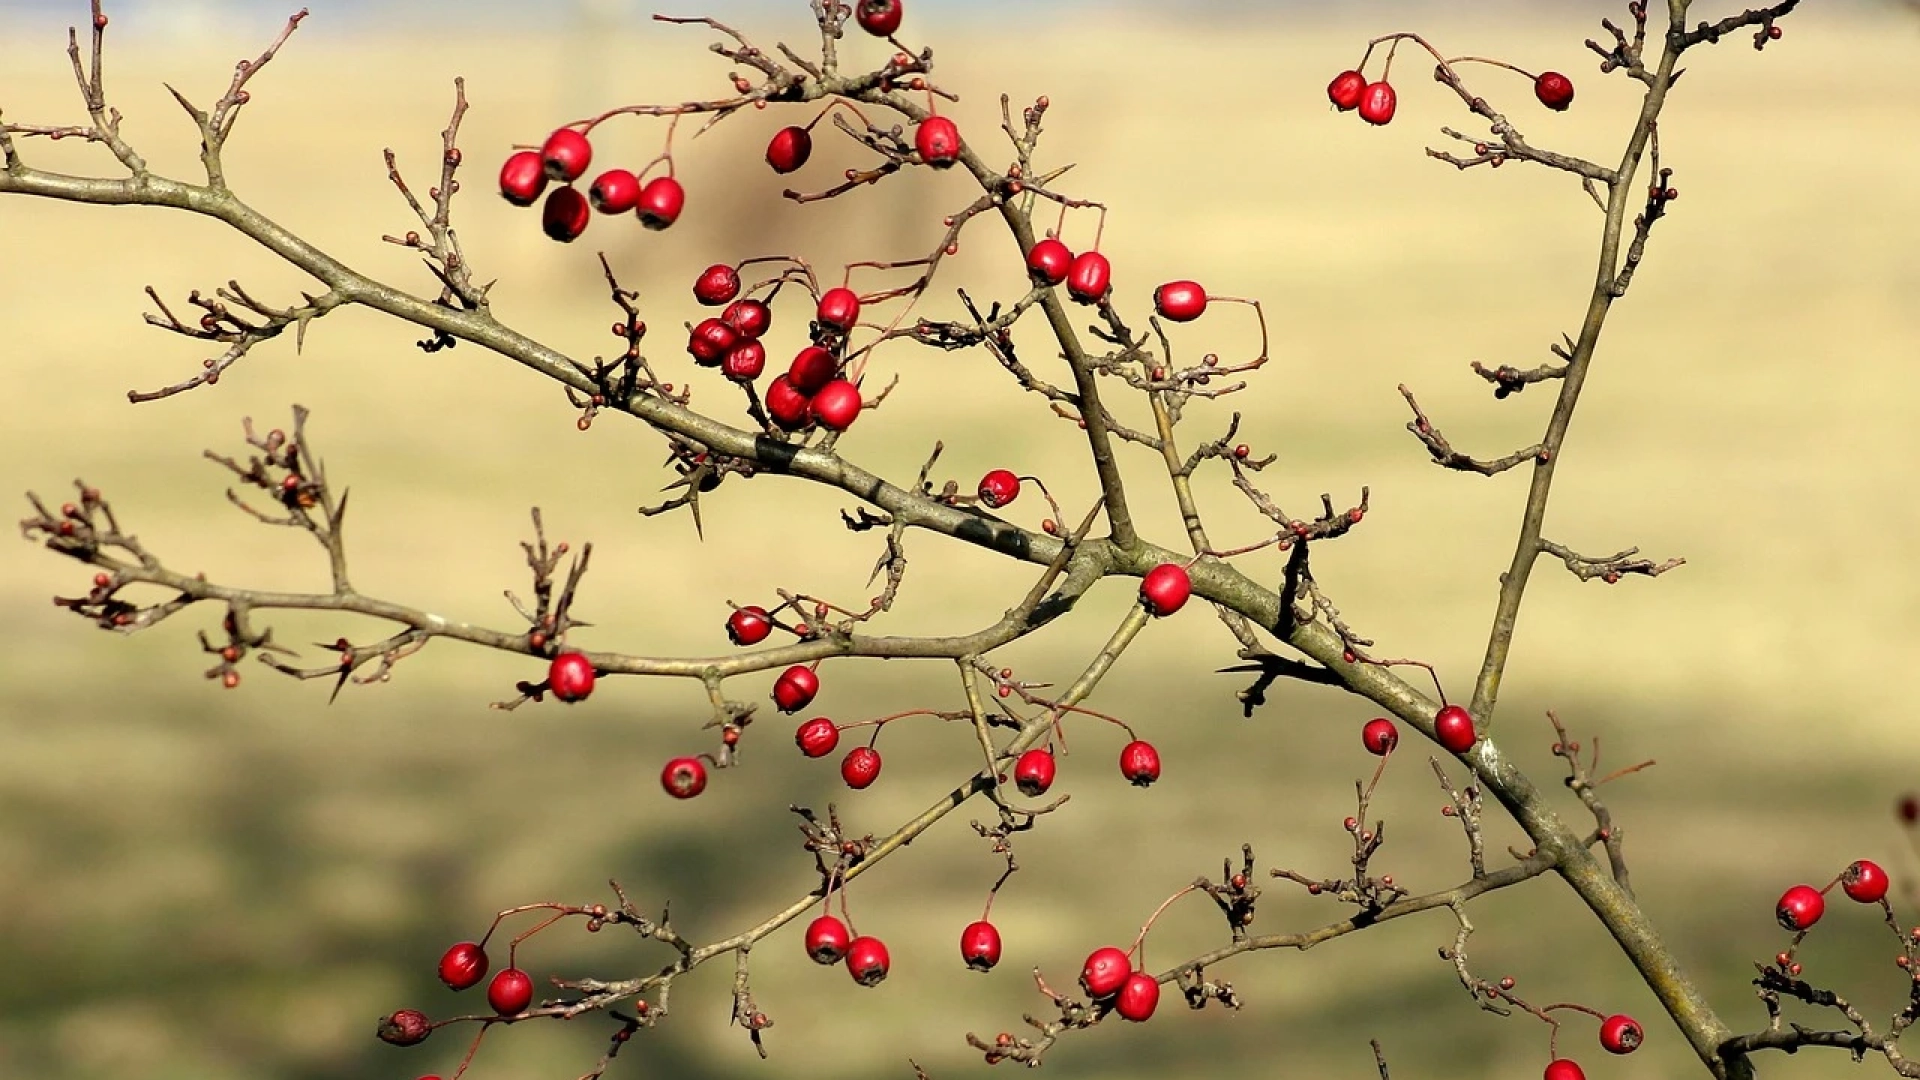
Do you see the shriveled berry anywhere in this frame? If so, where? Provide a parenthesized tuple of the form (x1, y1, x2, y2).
(437, 941, 490, 991)
(978, 469, 1021, 509)
(722, 340, 767, 382)
(795, 717, 840, 758)
(960, 920, 1002, 971)
(1327, 69, 1366, 111)
(687, 317, 738, 366)
(548, 652, 596, 702)
(766, 125, 813, 174)
(1013, 748, 1056, 796)
(539, 127, 593, 182)
(499, 150, 548, 206)
(805, 915, 851, 964)
(660, 756, 708, 799)
(1362, 717, 1399, 756)
(1776, 884, 1826, 931)
(722, 298, 772, 339)
(1080, 946, 1131, 999)
(841, 745, 882, 789)
(693, 263, 741, 306)
(377, 1009, 433, 1047)
(1119, 740, 1161, 786)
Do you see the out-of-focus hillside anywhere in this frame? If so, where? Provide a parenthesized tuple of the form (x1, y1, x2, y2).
(0, 4, 1916, 1079)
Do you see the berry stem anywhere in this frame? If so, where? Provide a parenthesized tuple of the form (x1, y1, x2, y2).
(1127, 884, 1201, 965)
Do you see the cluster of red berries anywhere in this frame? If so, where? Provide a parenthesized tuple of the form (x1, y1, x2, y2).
(803, 914, 891, 985)
(499, 128, 686, 242)
(1024, 236, 1111, 305)
(1325, 65, 1574, 128)
(1079, 945, 1161, 1021)
(1775, 859, 1890, 932)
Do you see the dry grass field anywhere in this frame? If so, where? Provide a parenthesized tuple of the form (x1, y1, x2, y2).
(1, 3, 1917, 1079)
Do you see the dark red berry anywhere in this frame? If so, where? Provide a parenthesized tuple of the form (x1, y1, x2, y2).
(1153, 280, 1207, 322)
(1080, 946, 1130, 999)
(805, 915, 851, 964)
(722, 340, 767, 382)
(765, 375, 812, 430)
(811, 379, 863, 432)
(378, 1009, 433, 1047)
(438, 941, 490, 991)
(915, 116, 961, 168)
(1119, 740, 1161, 786)
(795, 717, 840, 758)
(1327, 69, 1366, 111)
(693, 264, 741, 306)
(1013, 748, 1056, 796)
(773, 665, 820, 713)
(1026, 238, 1072, 286)
(687, 317, 738, 366)
(1115, 971, 1159, 1022)
(722, 298, 772, 339)
(1843, 860, 1890, 904)
(1899, 795, 1919, 824)
(1598, 1013, 1642, 1055)
(960, 920, 1002, 971)
(789, 345, 839, 395)
(1066, 251, 1112, 304)
(487, 968, 534, 1016)
(854, 0, 903, 37)
(1434, 704, 1476, 753)
(499, 150, 548, 206)
(588, 168, 640, 214)
(728, 606, 773, 645)
(1362, 717, 1399, 756)
(766, 125, 813, 174)
(1534, 71, 1575, 111)
(1776, 884, 1826, 931)
(1543, 1061, 1586, 1080)
(846, 935, 891, 985)
(1358, 81, 1397, 126)
(816, 287, 862, 331)
(548, 652, 596, 702)
(539, 127, 593, 182)
(977, 469, 1021, 508)
(660, 756, 708, 799)
(540, 186, 591, 243)
(841, 745, 882, 789)
(637, 176, 685, 230)
(1140, 563, 1191, 616)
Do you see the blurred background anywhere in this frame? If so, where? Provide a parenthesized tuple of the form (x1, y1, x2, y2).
(1, 1, 1917, 1078)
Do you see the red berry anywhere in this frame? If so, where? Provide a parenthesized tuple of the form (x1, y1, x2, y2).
(1119, 740, 1161, 787)
(722, 340, 767, 382)
(1153, 280, 1207, 322)
(498, 150, 548, 206)
(766, 125, 813, 174)
(693, 263, 742, 306)
(1361, 717, 1399, 756)
(487, 968, 534, 1016)
(1327, 69, 1366, 111)
(437, 941, 490, 991)
(854, 0, 903, 36)
(977, 469, 1021, 509)
(687, 317, 738, 366)
(378, 1008, 433, 1047)
(805, 915, 851, 964)
(788, 345, 839, 395)
(1080, 946, 1131, 999)
(587, 168, 640, 214)
(795, 717, 840, 758)
(765, 375, 813, 430)
(1843, 860, 1890, 904)
(1543, 1060, 1587, 1080)
(846, 935, 891, 985)
(722, 298, 772, 339)
(548, 652, 596, 702)
(773, 666, 820, 713)
(1358, 81, 1397, 126)
(540, 186, 591, 243)
(1434, 704, 1476, 753)
(811, 379, 863, 432)
(1598, 1013, 1642, 1055)
(1013, 748, 1056, 796)
(660, 756, 708, 799)
(1776, 884, 1826, 931)
(1534, 71, 1576, 112)
(1066, 251, 1112, 304)
(915, 116, 961, 168)
(1115, 971, 1159, 1022)
(1026, 238, 1072, 286)
(636, 176, 685, 230)
(1140, 563, 1191, 616)
(539, 127, 593, 182)
(816, 287, 862, 331)
(841, 745, 882, 789)
(960, 920, 1002, 971)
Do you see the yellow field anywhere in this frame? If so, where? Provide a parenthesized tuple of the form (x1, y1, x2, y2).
(1, 4, 1917, 1079)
